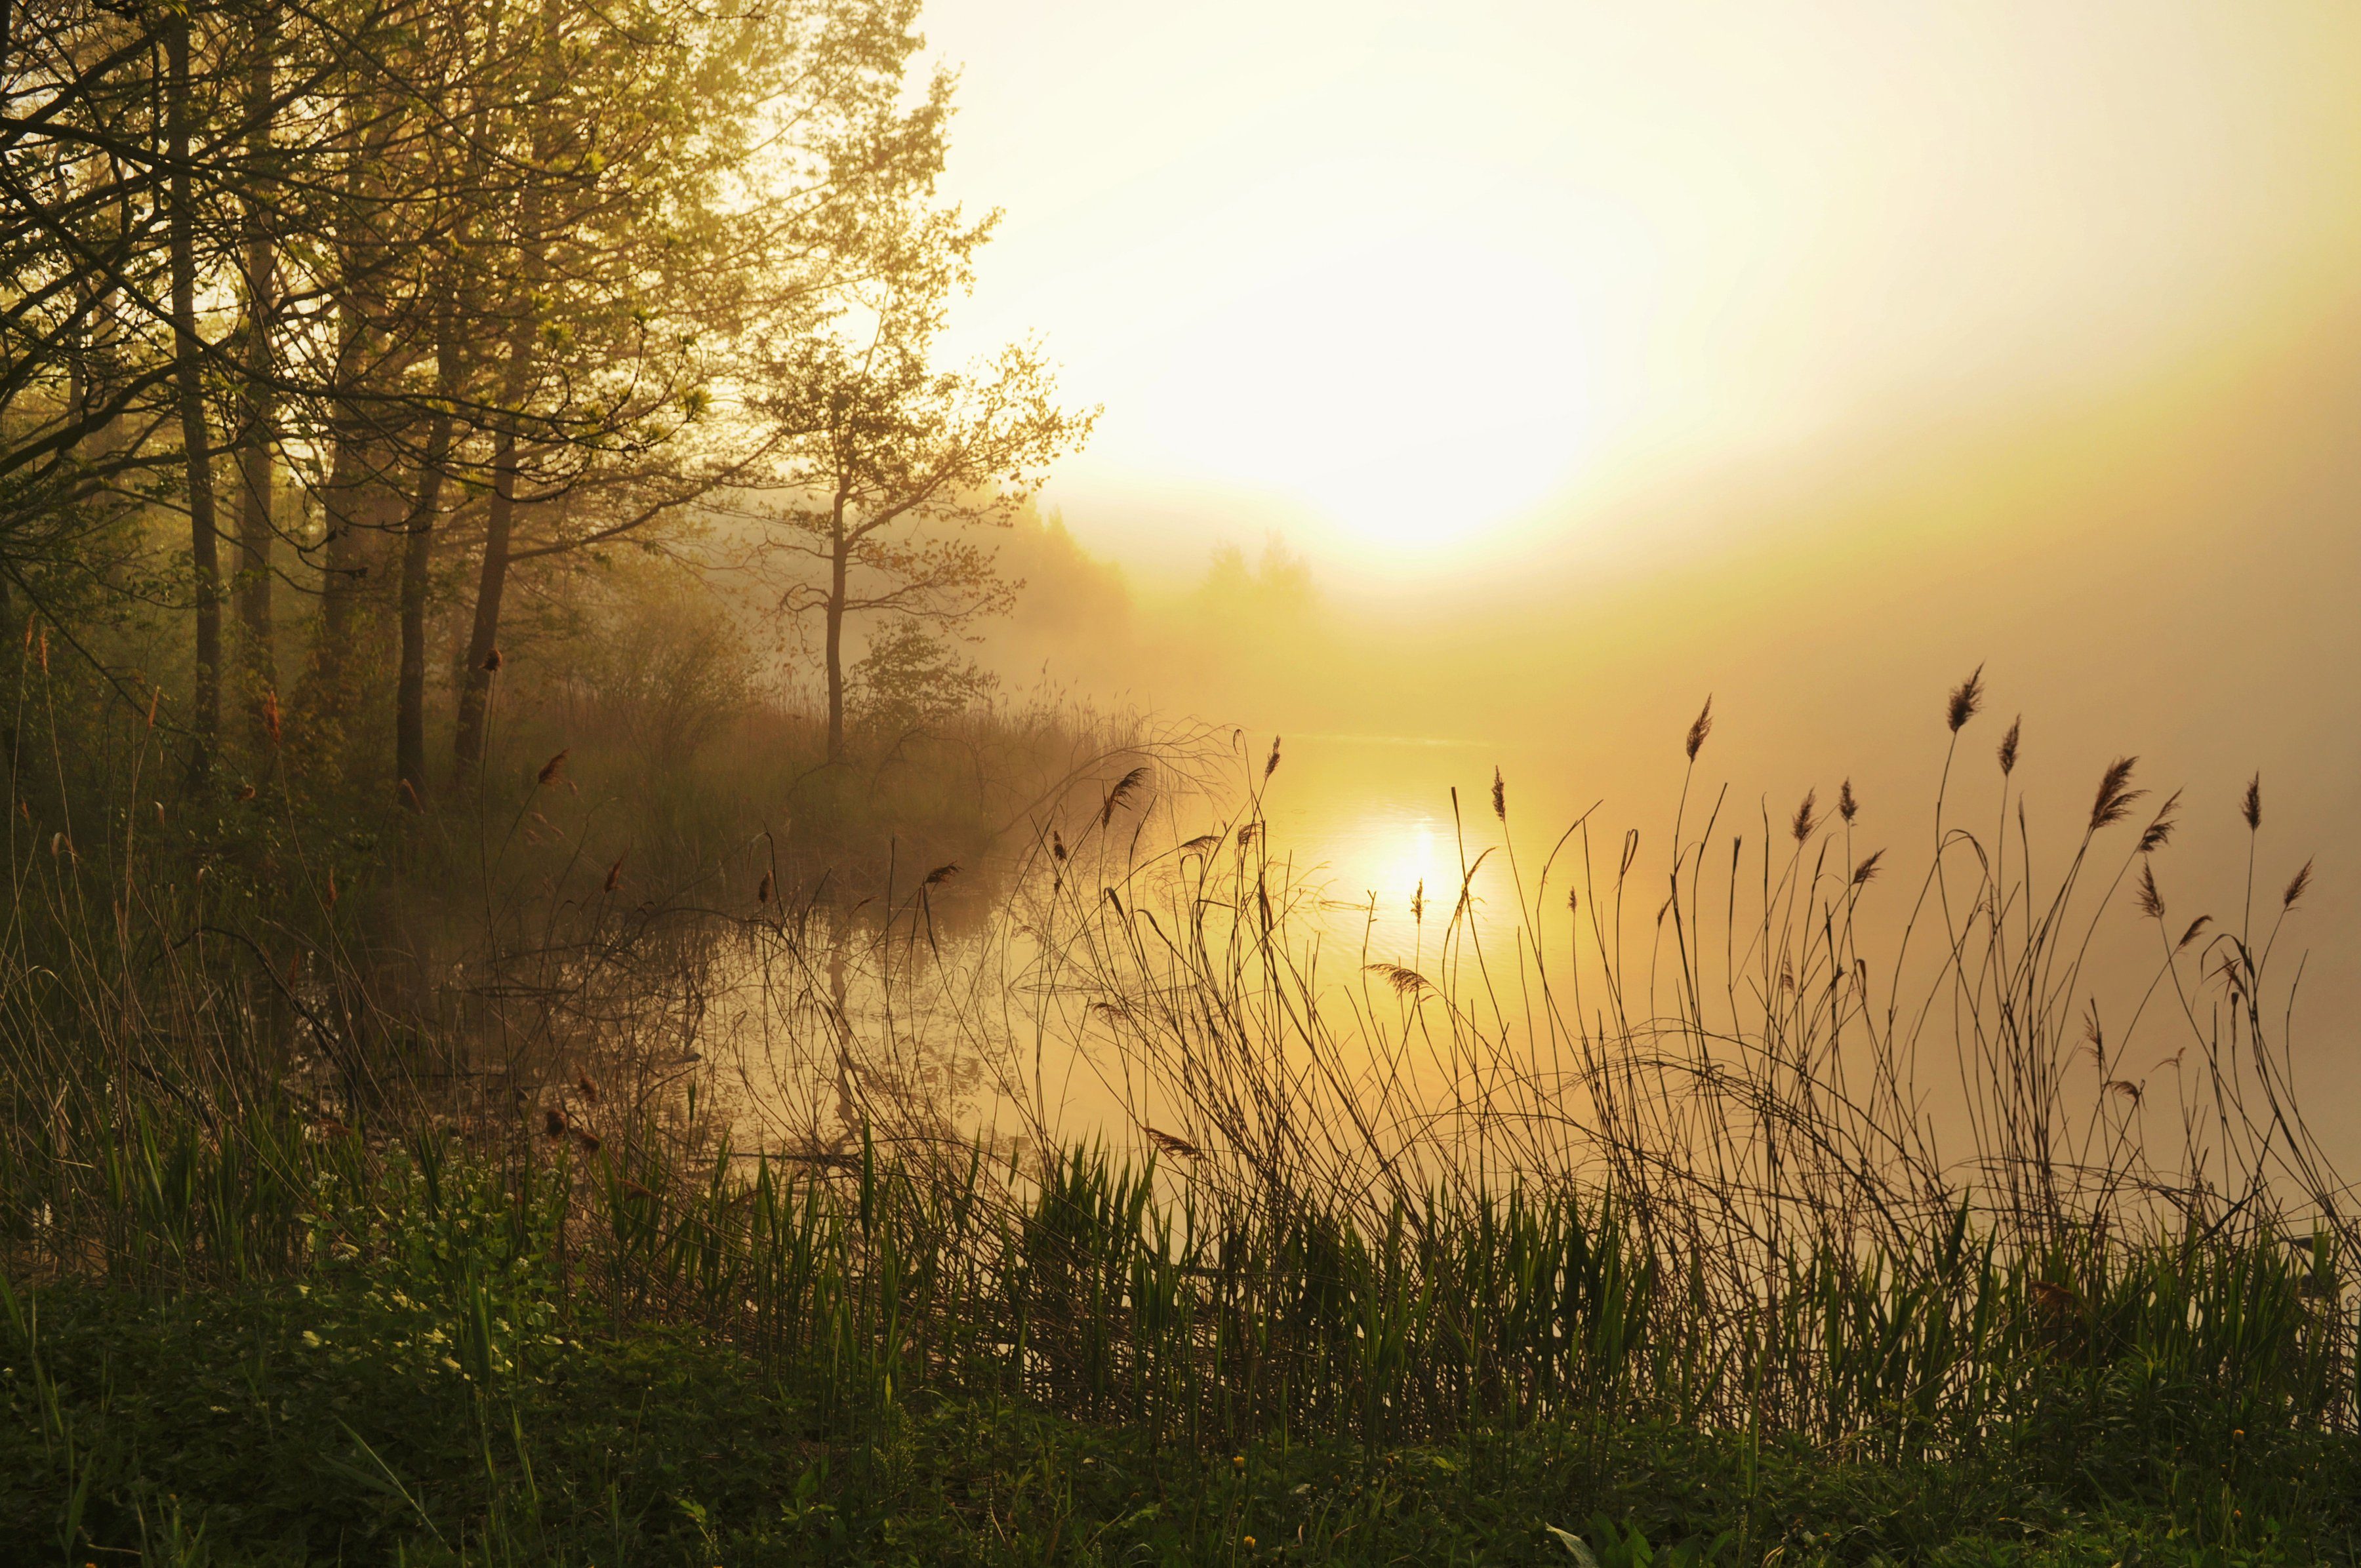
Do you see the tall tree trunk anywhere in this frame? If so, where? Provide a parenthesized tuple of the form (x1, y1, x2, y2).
(451, 414, 520, 779)
(825, 491, 848, 763)
(235, 5, 277, 741)
(167, 12, 221, 773)
(312, 316, 369, 696)
(397, 317, 458, 803)
(79, 277, 123, 464)
(312, 344, 411, 688)
(310, 85, 406, 708)
(451, 0, 564, 782)
(451, 217, 546, 778)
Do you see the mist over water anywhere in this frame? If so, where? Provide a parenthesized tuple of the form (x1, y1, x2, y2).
(965, 300, 2361, 1173)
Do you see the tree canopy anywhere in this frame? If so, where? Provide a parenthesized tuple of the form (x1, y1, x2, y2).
(0, 0, 1081, 794)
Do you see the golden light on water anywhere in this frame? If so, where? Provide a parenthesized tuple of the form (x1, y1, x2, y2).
(1345, 810, 1449, 921)
(1284, 782, 1529, 956)
(17, 0, 2361, 1531)
(921, 1, 2361, 1137)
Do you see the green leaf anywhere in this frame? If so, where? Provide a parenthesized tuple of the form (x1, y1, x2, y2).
(1547, 1523, 1602, 1567)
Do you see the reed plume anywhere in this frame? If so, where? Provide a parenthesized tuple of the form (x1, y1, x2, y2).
(1947, 664, 1985, 732)
(2088, 755, 2143, 832)
(1685, 696, 1713, 760)
(1100, 763, 1151, 827)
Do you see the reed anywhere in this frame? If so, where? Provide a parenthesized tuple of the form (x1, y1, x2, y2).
(3, 661, 2356, 1560)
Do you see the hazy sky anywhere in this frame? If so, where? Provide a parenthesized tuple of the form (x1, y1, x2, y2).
(906, 2, 2361, 1146)
(921, 0, 2361, 583)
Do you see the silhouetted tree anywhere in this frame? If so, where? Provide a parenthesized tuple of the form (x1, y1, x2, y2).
(749, 255, 1093, 763)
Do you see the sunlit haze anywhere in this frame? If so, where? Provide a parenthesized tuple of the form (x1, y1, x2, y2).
(925, 0, 2361, 576)
(16, 1, 2361, 1533)
(923, 0, 2361, 1152)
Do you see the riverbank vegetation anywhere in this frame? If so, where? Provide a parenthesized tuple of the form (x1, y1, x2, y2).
(3, 655, 2356, 1561)
(5, 1, 2356, 1562)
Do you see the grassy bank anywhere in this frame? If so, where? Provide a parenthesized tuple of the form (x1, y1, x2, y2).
(5, 673, 2358, 1563)
(4, 1130, 2356, 1565)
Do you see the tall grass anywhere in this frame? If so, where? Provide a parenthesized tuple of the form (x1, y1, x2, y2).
(3, 652, 2354, 1529)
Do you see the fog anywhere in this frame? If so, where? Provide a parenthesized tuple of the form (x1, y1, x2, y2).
(957, 282, 2361, 1154)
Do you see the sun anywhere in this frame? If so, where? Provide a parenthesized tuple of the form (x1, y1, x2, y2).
(1135, 230, 1607, 557)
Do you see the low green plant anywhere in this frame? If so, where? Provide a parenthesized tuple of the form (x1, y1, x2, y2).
(5, 669, 2357, 1561)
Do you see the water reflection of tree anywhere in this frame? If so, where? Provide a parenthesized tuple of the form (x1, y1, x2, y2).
(349, 720, 1221, 1176)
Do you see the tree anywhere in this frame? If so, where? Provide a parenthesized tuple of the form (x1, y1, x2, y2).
(848, 616, 996, 736)
(5, 0, 401, 771)
(3, 0, 1047, 802)
(0, 2, 182, 574)
(748, 260, 1093, 763)
(440, 0, 962, 783)
(165, 6, 226, 766)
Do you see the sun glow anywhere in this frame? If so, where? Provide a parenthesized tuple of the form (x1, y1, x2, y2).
(1319, 807, 1455, 930)
(926, 0, 2361, 580)
(1131, 233, 1611, 554)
